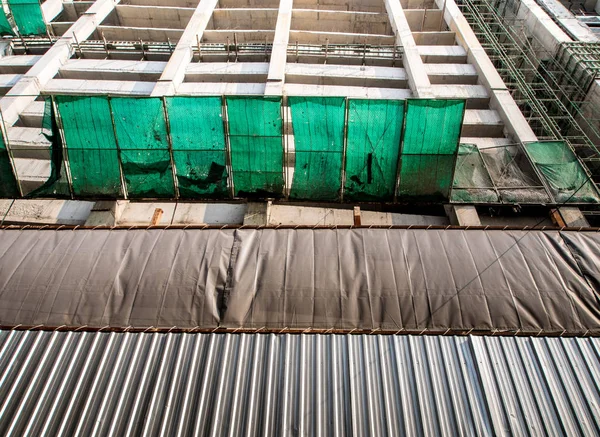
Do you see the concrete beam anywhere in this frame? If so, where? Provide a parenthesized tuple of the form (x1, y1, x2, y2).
(0, 56, 41, 74)
(384, 0, 433, 97)
(264, 0, 293, 96)
(285, 63, 408, 88)
(0, 0, 122, 127)
(151, 0, 219, 96)
(59, 59, 167, 81)
(417, 45, 467, 63)
(43, 79, 155, 95)
(185, 62, 269, 82)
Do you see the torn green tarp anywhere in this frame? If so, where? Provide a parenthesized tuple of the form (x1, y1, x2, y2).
(344, 99, 404, 202)
(398, 99, 465, 200)
(0, 120, 18, 198)
(525, 141, 600, 204)
(8, 0, 46, 36)
(110, 97, 175, 199)
(166, 97, 228, 198)
(56, 95, 123, 197)
(226, 96, 284, 197)
(451, 144, 499, 203)
(27, 98, 70, 198)
(289, 96, 346, 201)
(0, 7, 14, 36)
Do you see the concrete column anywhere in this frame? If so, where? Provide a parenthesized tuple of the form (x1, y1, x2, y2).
(0, 0, 121, 126)
(84, 200, 129, 226)
(265, 0, 293, 96)
(243, 201, 272, 226)
(384, 0, 434, 98)
(557, 206, 590, 227)
(434, 0, 538, 143)
(445, 204, 481, 226)
(151, 0, 219, 96)
(41, 0, 64, 23)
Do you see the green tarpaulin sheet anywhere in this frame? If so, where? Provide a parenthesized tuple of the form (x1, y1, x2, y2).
(111, 97, 175, 199)
(27, 98, 70, 198)
(0, 121, 18, 198)
(525, 141, 600, 204)
(56, 96, 123, 197)
(227, 96, 284, 197)
(451, 144, 499, 203)
(344, 99, 404, 202)
(0, 8, 14, 36)
(166, 97, 228, 198)
(289, 96, 346, 201)
(8, 0, 46, 36)
(398, 99, 464, 200)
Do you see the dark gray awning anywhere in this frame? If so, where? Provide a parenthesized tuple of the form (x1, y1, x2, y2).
(0, 228, 599, 334)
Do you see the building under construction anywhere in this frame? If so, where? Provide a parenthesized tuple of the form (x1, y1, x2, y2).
(0, 0, 600, 434)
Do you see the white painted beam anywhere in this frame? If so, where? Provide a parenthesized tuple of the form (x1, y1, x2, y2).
(265, 0, 293, 96)
(0, 0, 122, 127)
(384, 0, 433, 97)
(151, 0, 219, 96)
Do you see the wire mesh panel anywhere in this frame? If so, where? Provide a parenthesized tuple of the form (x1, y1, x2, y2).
(110, 97, 175, 199)
(480, 145, 552, 204)
(344, 99, 404, 202)
(289, 96, 346, 201)
(524, 141, 600, 204)
(451, 144, 499, 203)
(226, 96, 284, 197)
(8, 0, 46, 36)
(166, 97, 228, 199)
(56, 96, 123, 197)
(398, 99, 465, 200)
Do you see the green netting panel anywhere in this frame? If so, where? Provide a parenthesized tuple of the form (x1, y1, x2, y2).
(226, 96, 284, 197)
(8, 0, 46, 36)
(525, 141, 600, 204)
(344, 99, 403, 202)
(402, 99, 465, 155)
(0, 8, 14, 36)
(56, 95, 123, 197)
(27, 99, 70, 198)
(451, 144, 499, 203)
(289, 96, 346, 201)
(398, 155, 456, 200)
(166, 97, 228, 198)
(110, 97, 175, 199)
(398, 99, 465, 200)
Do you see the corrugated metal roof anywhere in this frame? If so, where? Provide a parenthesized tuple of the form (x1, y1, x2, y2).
(0, 330, 599, 436)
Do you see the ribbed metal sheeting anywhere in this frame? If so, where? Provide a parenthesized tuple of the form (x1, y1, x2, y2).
(0, 330, 599, 437)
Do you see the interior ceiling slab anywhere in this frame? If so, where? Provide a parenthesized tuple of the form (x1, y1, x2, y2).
(0, 228, 599, 334)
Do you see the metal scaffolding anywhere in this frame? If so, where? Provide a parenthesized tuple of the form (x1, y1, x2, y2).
(459, 0, 600, 190)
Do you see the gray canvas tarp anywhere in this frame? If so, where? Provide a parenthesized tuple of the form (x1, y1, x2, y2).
(0, 228, 599, 334)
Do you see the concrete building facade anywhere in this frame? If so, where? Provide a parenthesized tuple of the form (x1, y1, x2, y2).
(0, 0, 596, 227)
